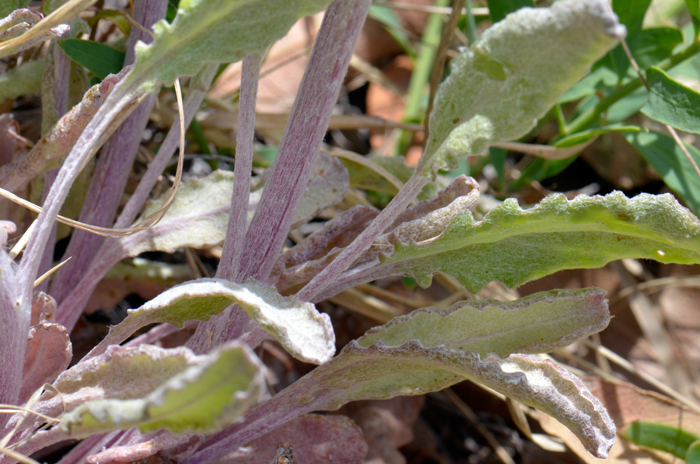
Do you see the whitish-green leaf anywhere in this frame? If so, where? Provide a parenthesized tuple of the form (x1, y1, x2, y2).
(623, 420, 700, 459)
(417, 0, 624, 178)
(61, 342, 265, 436)
(58, 39, 125, 80)
(90, 278, 335, 365)
(358, 288, 610, 357)
(625, 131, 700, 215)
(335, 192, 700, 294)
(249, 342, 615, 458)
(122, 170, 234, 256)
(121, 160, 347, 257)
(35, 344, 204, 421)
(130, 0, 332, 93)
(641, 67, 700, 134)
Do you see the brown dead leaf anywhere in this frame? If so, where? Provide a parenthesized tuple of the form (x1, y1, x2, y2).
(339, 397, 425, 464)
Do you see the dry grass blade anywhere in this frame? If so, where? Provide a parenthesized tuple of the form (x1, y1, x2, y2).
(34, 256, 71, 288)
(329, 288, 403, 323)
(9, 219, 36, 259)
(0, 0, 96, 52)
(581, 338, 700, 414)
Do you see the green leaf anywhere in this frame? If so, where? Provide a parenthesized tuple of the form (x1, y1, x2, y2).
(0, 58, 43, 101)
(486, 0, 534, 23)
(60, 342, 265, 436)
(418, 0, 623, 178)
(633, 27, 683, 70)
(623, 420, 700, 459)
(560, 66, 619, 103)
(688, 440, 700, 463)
(379, 192, 700, 292)
(58, 39, 125, 80)
(130, 0, 333, 93)
(554, 124, 644, 148)
(368, 5, 414, 57)
(641, 67, 700, 134)
(625, 131, 700, 215)
(613, 0, 652, 39)
(89, 278, 335, 365)
(686, 0, 700, 39)
(0, 0, 30, 18)
(358, 288, 610, 357)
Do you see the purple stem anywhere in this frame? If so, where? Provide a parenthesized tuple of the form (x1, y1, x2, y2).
(36, 34, 71, 292)
(234, 0, 372, 284)
(0, 250, 23, 428)
(50, 0, 166, 305)
(218, 53, 262, 281)
(297, 172, 428, 301)
(54, 67, 217, 329)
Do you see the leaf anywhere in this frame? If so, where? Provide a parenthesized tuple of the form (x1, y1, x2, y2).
(89, 278, 335, 365)
(130, 0, 333, 93)
(641, 67, 700, 134)
(613, 0, 651, 36)
(20, 322, 71, 404)
(0, 58, 43, 101)
(0, 0, 31, 18)
(688, 441, 700, 464)
(687, 0, 700, 39)
(623, 420, 700, 459)
(554, 124, 644, 148)
(60, 342, 265, 437)
(625, 131, 700, 215)
(357, 288, 610, 357)
(291, 152, 348, 227)
(58, 39, 125, 80)
(417, 0, 624, 178)
(123, 170, 235, 256)
(327, 192, 700, 295)
(633, 27, 683, 70)
(238, 343, 615, 459)
(560, 66, 619, 103)
(35, 344, 205, 421)
(486, 0, 534, 23)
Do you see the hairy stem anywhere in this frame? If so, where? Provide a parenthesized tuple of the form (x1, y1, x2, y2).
(297, 171, 428, 301)
(235, 0, 372, 284)
(50, 0, 167, 305)
(54, 67, 217, 330)
(218, 53, 263, 281)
